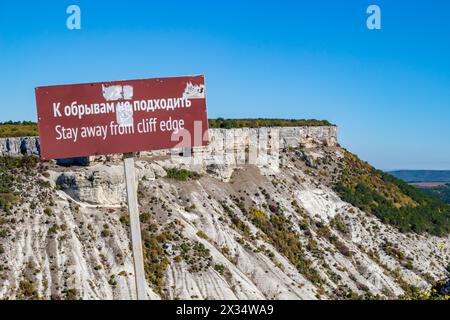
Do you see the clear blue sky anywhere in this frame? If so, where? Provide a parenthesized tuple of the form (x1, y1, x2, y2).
(0, 0, 449, 170)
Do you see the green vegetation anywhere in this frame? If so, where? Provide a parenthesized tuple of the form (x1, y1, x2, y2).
(139, 212, 152, 223)
(214, 263, 226, 275)
(178, 240, 212, 273)
(316, 223, 352, 257)
(61, 288, 78, 300)
(108, 274, 117, 286)
(334, 151, 450, 236)
(48, 224, 58, 235)
(0, 156, 38, 212)
(0, 121, 38, 138)
(140, 221, 187, 297)
(208, 118, 333, 129)
(18, 279, 39, 300)
(248, 208, 324, 285)
(119, 214, 130, 226)
(142, 228, 170, 296)
(101, 224, 111, 237)
(420, 184, 450, 204)
(330, 215, 350, 235)
(165, 168, 199, 181)
(196, 230, 208, 240)
(418, 279, 450, 300)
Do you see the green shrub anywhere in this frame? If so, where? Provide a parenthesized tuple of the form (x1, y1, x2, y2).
(101, 225, 111, 237)
(165, 168, 199, 181)
(330, 215, 350, 235)
(61, 288, 78, 300)
(208, 118, 333, 129)
(18, 279, 38, 299)
(214, 264, 225, 275)
(0, 229, 8, 238)
(48, 224, 58, 234)
(101, 229, 110, 237)
(119, 214, 130, 226)
(108, 275, 117, 286)
(418, 278, 450, 300)
(140, 212, 151, 223)
(196, 230, 208, 240)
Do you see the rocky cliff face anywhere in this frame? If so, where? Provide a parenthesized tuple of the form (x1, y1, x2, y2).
(0, 126, 337, 157)
(0, 126, 448, 300)
(0, 137, 40, 157)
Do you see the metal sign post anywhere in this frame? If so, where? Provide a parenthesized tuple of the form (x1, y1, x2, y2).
(123, 153, 147, 300)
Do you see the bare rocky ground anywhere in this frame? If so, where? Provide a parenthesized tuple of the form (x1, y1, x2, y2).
(0, 144, 449, 300)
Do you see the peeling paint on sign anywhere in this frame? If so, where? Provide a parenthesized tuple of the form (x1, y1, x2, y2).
(183, 82, 205, 99)
(116, 102, 134, 127)
(102, 84, 134, 101)
(123, 85, 133, 100)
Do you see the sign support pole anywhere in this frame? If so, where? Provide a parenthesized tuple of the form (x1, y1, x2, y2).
(123, 153, 147, 300)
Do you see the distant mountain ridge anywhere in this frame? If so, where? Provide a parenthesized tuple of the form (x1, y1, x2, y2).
(388, 170, 450, 183)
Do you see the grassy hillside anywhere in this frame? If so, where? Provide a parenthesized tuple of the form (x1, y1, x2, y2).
(334, 151, 450, 236)
(0, 121, 38, 138)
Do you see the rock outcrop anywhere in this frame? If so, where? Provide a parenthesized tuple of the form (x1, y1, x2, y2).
(0, 137, 40, 157)
(0, 126, 337, 158)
